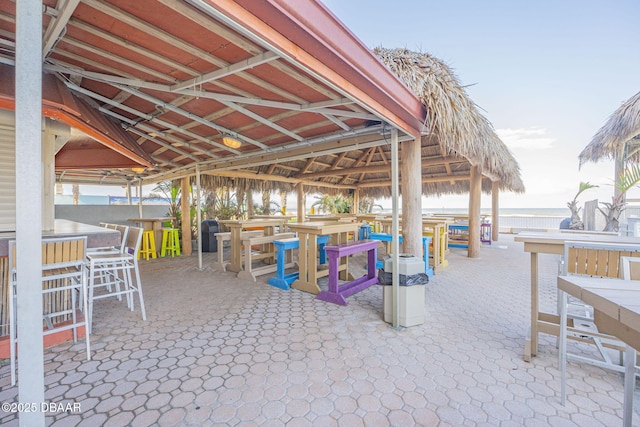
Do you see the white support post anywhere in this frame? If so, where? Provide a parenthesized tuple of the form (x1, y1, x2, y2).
(138, 178, 143, 218)
(391, 128, 400, 328)
(16, 0, 45, 425)
(196, 164, 203, 270)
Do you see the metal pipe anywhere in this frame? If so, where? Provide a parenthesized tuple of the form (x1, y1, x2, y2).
(196, 164, 203, 270)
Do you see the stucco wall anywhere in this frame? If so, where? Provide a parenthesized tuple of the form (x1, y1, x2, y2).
(55, 205, 171, 226)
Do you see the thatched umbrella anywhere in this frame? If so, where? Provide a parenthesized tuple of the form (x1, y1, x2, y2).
(374, 47, 524, 194)
(579, 91, 640, 165)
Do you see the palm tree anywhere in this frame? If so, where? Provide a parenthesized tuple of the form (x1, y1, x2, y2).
(598, 165, 640, 232)
(72, 184, 80, 205)
(566, 182, 598, 230)
(359, 196, 383, 213)
(312, 194, 352, 214)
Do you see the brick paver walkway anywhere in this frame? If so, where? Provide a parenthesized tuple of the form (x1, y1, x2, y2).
(0, 234, 638, 426)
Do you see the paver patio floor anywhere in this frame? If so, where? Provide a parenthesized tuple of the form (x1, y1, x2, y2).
(1, 234, 638, 426)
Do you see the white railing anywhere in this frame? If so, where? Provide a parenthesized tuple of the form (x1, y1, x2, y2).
(498, 213, 609, 233)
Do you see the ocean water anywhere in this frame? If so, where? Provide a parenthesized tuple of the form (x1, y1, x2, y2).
(421, 207, 570, 217)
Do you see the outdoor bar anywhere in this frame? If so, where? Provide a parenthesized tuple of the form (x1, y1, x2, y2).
(3, 0, 639, 426)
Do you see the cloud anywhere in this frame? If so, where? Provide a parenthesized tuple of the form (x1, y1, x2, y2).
(496, 127, 556, 150)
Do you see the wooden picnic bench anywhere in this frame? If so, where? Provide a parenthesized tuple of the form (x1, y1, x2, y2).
(267, 236, 330, 290)
(212, 230, 263, 272)
(237, 232, 295, 281)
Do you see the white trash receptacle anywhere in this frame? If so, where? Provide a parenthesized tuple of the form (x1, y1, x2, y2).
(382, 254, 426, 327)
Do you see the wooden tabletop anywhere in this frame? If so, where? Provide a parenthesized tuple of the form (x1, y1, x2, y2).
(0, 220, 120, 256)
(127, 217, 174, 222)
(219, 218, 284, 227)
(288, 221, 359, 234)
(515, 231, 640, 245)
(557, 275, 640, 351)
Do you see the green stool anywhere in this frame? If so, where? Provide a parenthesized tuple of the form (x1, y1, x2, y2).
(138, 230, 157, 260)
(161, 228, 181, 257)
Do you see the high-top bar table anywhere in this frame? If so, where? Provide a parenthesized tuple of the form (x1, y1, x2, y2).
(557, 275, 640, 427)
(514, 231, 640, 362)
(219, 218, 286, 273)
(287, 221, 359, 294)
(0, 220, 120, 337)
(0, 219, 120, 257)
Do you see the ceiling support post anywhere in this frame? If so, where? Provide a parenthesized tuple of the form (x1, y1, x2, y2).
(401, 136, 423, 257)
(15, 1, 45, 424)
(468, 166, 481, 258)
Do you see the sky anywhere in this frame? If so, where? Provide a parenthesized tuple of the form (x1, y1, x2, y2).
(322, 0, 640, 210)
(67, 1, 640, 212)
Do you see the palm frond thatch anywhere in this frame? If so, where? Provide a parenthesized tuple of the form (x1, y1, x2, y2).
(374, 47, 524, 193)
(579, 91, 640, 165)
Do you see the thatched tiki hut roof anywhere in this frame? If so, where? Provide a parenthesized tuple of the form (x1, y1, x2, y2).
(373, 47, 524, 197)
(579, 91, 640, 165)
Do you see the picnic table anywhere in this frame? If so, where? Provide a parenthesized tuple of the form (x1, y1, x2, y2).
(287, 221, 359, 294)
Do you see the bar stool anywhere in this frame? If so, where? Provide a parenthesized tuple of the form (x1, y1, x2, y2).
(138, 230, 157, 260)
(161, 228, 181, 257)
(8, 236, 90, 385)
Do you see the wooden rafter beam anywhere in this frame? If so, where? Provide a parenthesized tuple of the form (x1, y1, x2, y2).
(358, 174, 471, 188)
(202, 170, 355, 190)
(300, 156, 466, 179)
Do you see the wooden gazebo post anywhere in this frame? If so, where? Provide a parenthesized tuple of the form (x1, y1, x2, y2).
(401, 136, 423, 256)
(491, 180, 499, 242)
(247, 191, 254, 218)
(297, 182, 306, 222)
(352, 189, 359, 215)
(468, 166, 481, 258)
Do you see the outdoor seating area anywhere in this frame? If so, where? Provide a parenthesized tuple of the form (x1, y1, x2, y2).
(1, 234, 638, 425)
(1, 1, 638, 425)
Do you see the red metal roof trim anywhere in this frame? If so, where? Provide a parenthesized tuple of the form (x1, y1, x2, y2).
(206, 0, 426, 138)
(0, 64, 153, 168)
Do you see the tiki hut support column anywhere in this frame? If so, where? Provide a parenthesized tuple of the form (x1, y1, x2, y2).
(468, 166, 481, 258)
(615, 144, 625, 204)
(181, 177, 192, 255)
(297, 183, 306, 222)
(352, 189, 359, 214)
(491, 181, 499, 241)
(247, 190, 254, 218)
(16, 1, 45, 423)
(401, 136, 423, 256)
